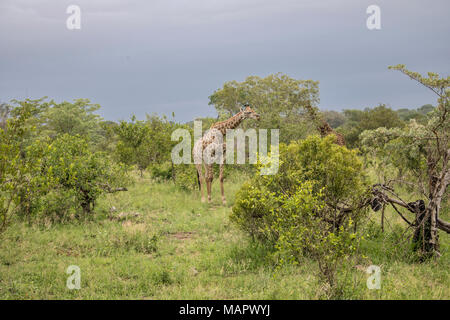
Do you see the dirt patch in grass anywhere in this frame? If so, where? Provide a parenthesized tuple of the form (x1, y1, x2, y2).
(54, 246, 80, 257)
(169, 231, 195, 240)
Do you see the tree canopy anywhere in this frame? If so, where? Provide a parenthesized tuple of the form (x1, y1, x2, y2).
(209, 73, 319, 143)
(361, 65, 449, 257)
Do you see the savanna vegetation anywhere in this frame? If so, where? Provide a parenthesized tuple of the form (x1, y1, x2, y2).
(0, 66, 448, 299)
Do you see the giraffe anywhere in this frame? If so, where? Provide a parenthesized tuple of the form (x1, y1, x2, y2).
(304, 104, 346, 146)
(193, 104, 260, 204)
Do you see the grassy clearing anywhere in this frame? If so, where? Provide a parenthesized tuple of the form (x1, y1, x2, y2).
(0, 173, 448, 299)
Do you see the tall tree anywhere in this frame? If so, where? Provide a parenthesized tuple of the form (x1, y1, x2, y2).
(38, 99, 104, 146)
(340, 105, 404, 147)
(114, 114, 178, 176)
(361, 65, 449, 258)
(209, 73, 319, 143)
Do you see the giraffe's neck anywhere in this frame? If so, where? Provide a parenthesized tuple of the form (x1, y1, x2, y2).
(211, 112, 245, 135)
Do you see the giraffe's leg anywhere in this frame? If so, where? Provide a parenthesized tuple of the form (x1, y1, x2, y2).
(195, 163, 206, 203)
(205, 164, 213, 203)
(219, 163, 226, 205)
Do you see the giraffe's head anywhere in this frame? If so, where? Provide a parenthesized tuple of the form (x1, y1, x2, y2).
(240, 104, 260, 121)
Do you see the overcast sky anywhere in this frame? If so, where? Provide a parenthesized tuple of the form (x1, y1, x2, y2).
(1, 0, 449, 122)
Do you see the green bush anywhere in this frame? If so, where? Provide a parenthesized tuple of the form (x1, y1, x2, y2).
(150, 162, 199, 191)
(232, 135, 369, 240)
(16, 134, 130, 221)
(150, 162, 173, 182)
(231, 135, 369, 294)
(20, 189, 80, 223)
(173, 164, 198, 191)
(0, 100, 41, 232)
(231, 182, 278, 242)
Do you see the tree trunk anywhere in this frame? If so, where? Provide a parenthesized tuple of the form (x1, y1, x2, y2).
(412, 202, 434, 259)
(80, 190, 93, 215)
(413, 167, 448, 258)
(81, 201, 91, 215)
(415, 150, 449, 258)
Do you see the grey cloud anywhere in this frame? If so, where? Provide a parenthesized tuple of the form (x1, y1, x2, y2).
(0, 0, 449, 121)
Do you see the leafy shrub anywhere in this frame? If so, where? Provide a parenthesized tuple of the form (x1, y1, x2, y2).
(114, 114, 188, 176)
(232, 135, 368, 240)
(150, 162, 198, 191)
(1, 99, 131, 230)
(22, 189, 80, 223)
(150, 162, 173, 182)
(230, 182, 278, 242)
(231, 135, 369, 294)
(16, 134, 130, 221)
(173, 164, 198, 191)
(0, 100, 40, 232)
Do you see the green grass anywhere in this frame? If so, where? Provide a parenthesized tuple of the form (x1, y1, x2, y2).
(0, 172, 448, 299)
